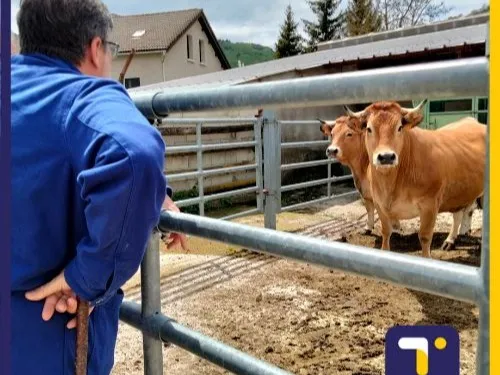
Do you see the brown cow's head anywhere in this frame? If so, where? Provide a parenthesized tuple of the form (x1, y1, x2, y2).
(318, 116, 365, 165)
(343, 100, 427, 171)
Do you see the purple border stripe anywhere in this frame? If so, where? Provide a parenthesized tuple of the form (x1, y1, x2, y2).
(0, 0, 11, 374)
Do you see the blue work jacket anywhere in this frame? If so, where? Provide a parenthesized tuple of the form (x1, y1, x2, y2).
(11, 53, 170, 375)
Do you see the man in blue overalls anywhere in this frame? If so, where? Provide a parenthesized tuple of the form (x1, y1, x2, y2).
(11, 0, 187, 373)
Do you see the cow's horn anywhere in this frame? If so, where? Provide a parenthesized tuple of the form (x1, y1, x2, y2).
(343, 105, 364, 118)
(402, 99, 428, 114)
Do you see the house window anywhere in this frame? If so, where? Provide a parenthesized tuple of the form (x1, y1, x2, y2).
(199, 39, 205, 64)
(124, 77, 140, 89)
(187, 34, 193, 60)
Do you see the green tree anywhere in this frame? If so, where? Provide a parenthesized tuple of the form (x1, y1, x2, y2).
(346, 0, 382, 36)
(275, 5, 304, 58)
(302, 0, 346, 52)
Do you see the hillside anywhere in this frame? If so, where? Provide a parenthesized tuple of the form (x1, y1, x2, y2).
(218, 39, 275, 68)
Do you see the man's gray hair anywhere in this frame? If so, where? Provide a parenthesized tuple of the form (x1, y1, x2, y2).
(17, 0, 114, 65)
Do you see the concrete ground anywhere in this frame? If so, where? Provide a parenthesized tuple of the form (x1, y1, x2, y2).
(111, 195, 483, 375)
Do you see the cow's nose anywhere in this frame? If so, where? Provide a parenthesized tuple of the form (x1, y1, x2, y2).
(326, 147, 339, 157)
(377, 152, 396, 165)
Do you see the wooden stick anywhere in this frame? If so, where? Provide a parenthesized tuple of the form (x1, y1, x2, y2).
(75, 298, 90, 375)
(118, 49, 136, 85)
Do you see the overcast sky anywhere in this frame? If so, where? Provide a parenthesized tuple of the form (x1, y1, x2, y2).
(11, 0, 485, 47)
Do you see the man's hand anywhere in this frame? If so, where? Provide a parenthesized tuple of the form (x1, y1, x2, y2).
(25, 271, 94, 329)
(161, 196, 189, 251)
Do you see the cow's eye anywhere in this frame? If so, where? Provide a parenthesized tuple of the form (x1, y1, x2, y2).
(367, 128, 372, 133)
(346, 133, 352, 137)
(398, 125, 403, 132)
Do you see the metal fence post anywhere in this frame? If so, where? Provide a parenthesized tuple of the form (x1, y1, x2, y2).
(262, 110, 281, 229)
(327, 131, 332, 198)
(141, 232, 163, 375)
(196, 122, 205, 216)
(476, 20, 489, 375)
(254, 117, 265, 213)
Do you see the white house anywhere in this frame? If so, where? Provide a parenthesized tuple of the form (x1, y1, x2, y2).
(109, 9, 231, 88)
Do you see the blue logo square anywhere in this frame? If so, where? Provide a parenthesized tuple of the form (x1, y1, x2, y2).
(385, 325, 460, 375)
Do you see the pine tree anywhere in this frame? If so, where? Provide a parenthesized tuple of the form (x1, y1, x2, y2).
(302, 0, 346, 52)
(275, 5, 304, 58)
(346, 0, 382, 36)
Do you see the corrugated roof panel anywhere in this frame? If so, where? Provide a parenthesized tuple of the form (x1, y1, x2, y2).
(129, 23, 486, 94)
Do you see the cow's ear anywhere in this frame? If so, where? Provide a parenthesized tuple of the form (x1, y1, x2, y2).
(401, 99, 426, 128)
(402, 110, 424, 128)
(318, 119, 334, 136)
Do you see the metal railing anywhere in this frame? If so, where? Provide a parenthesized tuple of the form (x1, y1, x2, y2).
(122, 34, 490, 375)
(278, 120, 356, 213)
(158, 117, 264, 220)
(159, 115, 358, 228)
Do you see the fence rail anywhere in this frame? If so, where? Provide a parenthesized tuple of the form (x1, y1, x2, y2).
(122, 41, 490, 375)
(130, 57, 488, 117)
(162, 114, 356, 225)
(161, 117, 263, 218)
(167, 163, 259, 182)
(120, 301, 292, 375)
(276, 119, 354, 213)
(157, 211, 483, 304)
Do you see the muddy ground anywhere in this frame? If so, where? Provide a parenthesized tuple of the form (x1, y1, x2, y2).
(111, 198, 483, 375)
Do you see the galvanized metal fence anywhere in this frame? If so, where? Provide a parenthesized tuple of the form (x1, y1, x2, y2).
(157, 117, 264, 220)
(121, 30, 490, 375)
(156, 114, 357, 229)
(278, 120, 355, 213)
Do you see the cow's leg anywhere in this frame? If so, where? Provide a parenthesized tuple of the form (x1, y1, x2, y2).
(392, 219, 402, 235)
(418, 205, 438, 258)
(458, 203, 475, 236)
(442, 210, 465, 250)
(378, 208, 393, 250)
(364, 199, 375, 235)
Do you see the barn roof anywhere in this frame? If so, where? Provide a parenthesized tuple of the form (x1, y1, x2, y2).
(129, 13, 488, 94)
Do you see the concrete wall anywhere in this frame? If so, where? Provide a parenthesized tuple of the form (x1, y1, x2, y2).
(111, 20, 224, 87)
(161, 126, 256, 194)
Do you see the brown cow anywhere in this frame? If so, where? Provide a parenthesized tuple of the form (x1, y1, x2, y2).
(344, 100, 485, 258)
(319, 115, 478, 245)
(318, 116, 402, 235)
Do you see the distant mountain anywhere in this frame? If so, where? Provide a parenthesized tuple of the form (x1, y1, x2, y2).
(218, 39, 275, 68)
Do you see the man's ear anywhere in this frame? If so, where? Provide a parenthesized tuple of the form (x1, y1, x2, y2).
(317, 118, 334, 137)
(87, 36, 104, 69)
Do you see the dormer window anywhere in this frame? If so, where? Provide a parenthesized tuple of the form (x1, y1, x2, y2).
(132, 30, 146, 39)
